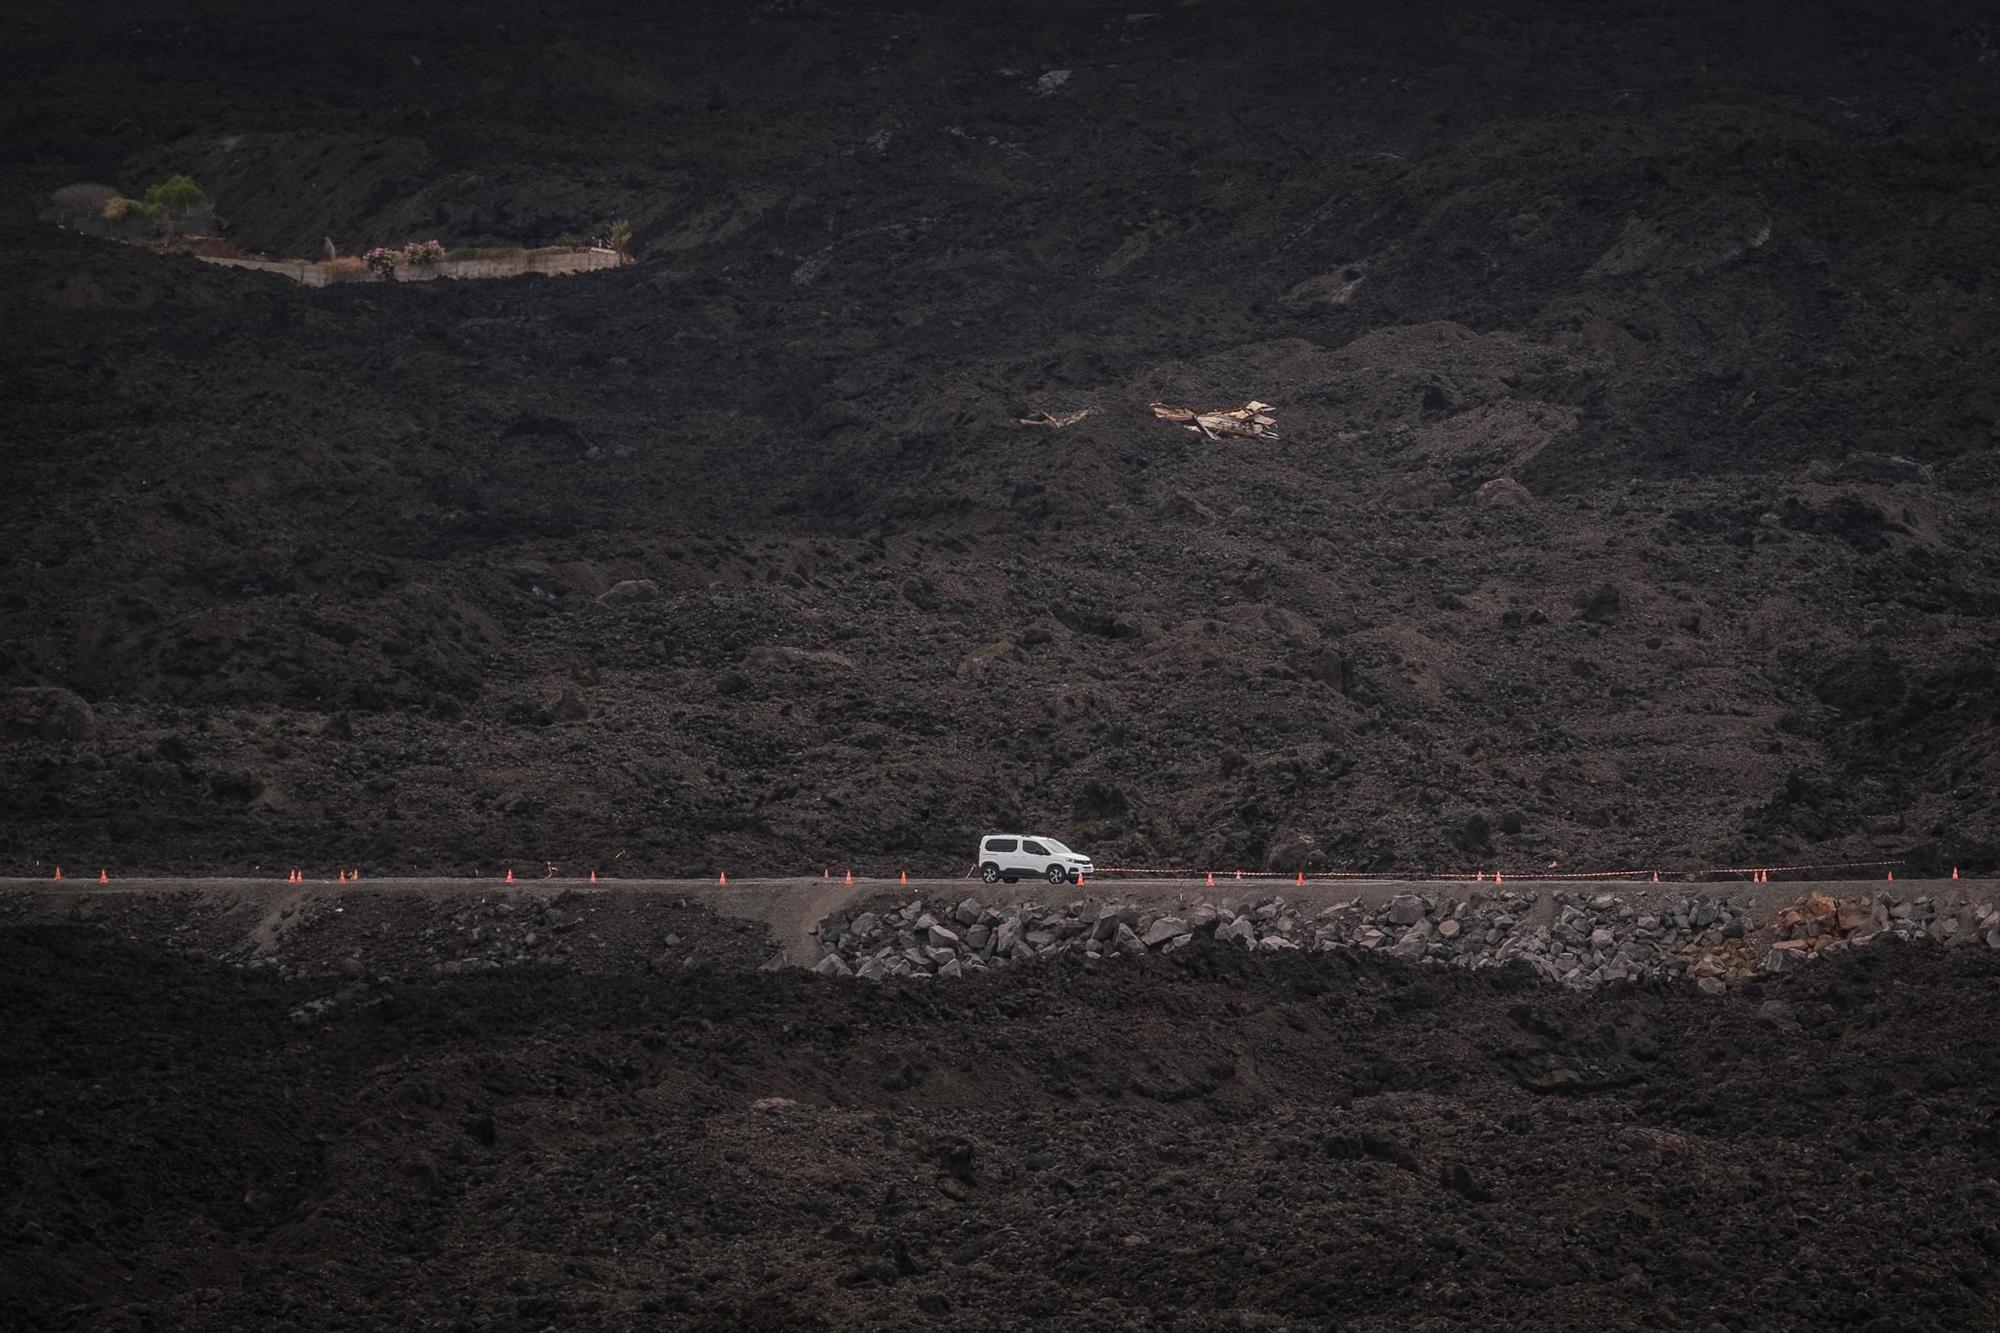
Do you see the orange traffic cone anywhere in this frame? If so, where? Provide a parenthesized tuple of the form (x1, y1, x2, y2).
(52, 866, 61, 882)
(99, 869, 108, 884)
(505, 867, 514, 884)
(1235, 870, 1243, 881)
(823, 867, 830, 880)
(1886, 870, 1893, 882)
(1076, 870, 1085, 887)
(899, 871, 908, 886)
(1952, 865, 1960, 880)
(590, 869, 598, 884)
(844, 869, 854, 886)
(1652, 871, 1660, 883)
(1296, 870, 1305, 886)
(1494, 871, 1502, 886)
(338, 869, 347, 884)
(1476, 872, 1484, 883)
(719, 871, 728, 886)
(1205, 871, 1215, 888)
(350, 869, 359, 882)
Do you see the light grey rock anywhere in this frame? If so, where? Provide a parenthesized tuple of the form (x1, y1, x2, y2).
(813, 954, 853, 977)
(1437, 917, 1462, 940)
(857, 957, 889, 982)
(1217, 917, 1257, 948)
(955, 898, 982, 925)
(964, 923, 991, 950)
(598, 578, 662, 606)
(995, 919, 1022, 953)
(1114, 923, 1146, 956)
(939, 958, 964, 979)
(1142, 917, 1188, 947)
(1589, 927, 1616, 952)
(1257, 934, 1300, 952)
(1696, 976, 1726, 996)
(1188, 903, 1219, 930)
(927, 924, 960, 949)
(1388, 894, 1425, 926)
(759, 951, 788, 972)
(848, 912, 879, 938)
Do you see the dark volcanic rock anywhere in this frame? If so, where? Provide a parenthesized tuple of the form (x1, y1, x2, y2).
(0, 0, 1993, 886)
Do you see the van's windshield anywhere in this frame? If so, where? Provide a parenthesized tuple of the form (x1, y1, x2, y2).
(1040, 838, 1071, 854)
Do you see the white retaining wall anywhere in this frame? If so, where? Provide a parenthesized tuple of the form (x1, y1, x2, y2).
(196, 247, 624, 287)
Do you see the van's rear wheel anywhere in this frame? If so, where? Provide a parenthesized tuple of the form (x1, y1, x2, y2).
(980, 863, 1001, 884)
(1046, 865, 1066, 885)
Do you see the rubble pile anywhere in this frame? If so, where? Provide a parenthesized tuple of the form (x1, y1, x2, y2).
(1762, 890, 2000, 973)
(817, 888, 2000, 990)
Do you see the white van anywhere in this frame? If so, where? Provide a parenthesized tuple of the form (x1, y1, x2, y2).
(976, 834, 1094, 885)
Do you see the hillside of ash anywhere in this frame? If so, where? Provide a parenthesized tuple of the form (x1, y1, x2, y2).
(1, 0, 1997, 877)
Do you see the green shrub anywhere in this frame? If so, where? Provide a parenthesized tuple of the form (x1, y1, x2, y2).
(141, 174, 209, 234)
(608, 219, 632, 255)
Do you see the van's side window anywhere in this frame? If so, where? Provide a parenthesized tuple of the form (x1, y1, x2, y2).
(1021, 841, 1048, 856)
(985, 838, 1017, 853)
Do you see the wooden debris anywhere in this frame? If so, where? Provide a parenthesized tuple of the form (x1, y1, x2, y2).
(1011, 408, 1093, 430)
(1150, 400, 1279, 441)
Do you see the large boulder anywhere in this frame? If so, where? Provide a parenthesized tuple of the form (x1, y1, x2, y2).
(597, 579, 662, 606)
(1217, 917, 1258, 948)
(1387, 894, 1426, 926)
(1474, 477, 1532, 508)
(0, 687, 96, 744)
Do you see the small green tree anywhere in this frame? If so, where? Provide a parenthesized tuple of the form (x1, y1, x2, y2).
(608, 219, 632, 257)
(141, 174, 209, 235)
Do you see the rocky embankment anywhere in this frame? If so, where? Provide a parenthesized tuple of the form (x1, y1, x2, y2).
(815, 886, 2000, 989)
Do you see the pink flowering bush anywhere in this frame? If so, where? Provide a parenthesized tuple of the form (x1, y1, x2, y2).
(402, 239, 446, 266)
(363, 246, 401, 278)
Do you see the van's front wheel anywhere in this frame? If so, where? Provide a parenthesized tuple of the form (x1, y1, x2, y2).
(980, 863, 1001, 884)
(1046, 865, 1067, 885)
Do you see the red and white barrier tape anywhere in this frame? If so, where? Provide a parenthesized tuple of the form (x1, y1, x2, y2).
(1080, 858, 1907, 883)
